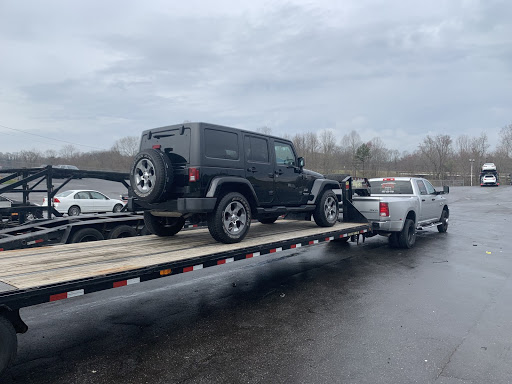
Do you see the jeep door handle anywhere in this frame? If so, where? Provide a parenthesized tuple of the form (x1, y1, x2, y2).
(247, 167, 257, 173)
(275, 169, 283, 175)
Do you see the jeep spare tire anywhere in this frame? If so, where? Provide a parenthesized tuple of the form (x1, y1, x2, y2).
(130, 149, 173, 203)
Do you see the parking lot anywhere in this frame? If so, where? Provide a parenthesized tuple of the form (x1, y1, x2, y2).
(2, 185, 512, 384)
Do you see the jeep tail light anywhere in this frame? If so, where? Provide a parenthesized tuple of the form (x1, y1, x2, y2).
(379, 202, 389, 217)
(152, 144, 161, 149)
(189, 167, 200, 182)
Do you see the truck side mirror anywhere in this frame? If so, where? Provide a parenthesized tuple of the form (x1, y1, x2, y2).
(443, 186, 450, 194)
(298, 157, 305, 169)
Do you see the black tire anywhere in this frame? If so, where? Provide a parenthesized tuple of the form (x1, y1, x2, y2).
(388, 232, 400, 248)
(108, 225, 137, 239)
(0, 316, 17, 379)
(398, 219, 416, 249)
(143, 211, 184, 237)
(437, 209, 449, 233)
(313, 190, 339, 227)
(112, 204, 123, 213)
(68, 205, 81, 216)
(130, 149, 173, 203)
(70, 228, 105, 243)
(208, 192, 251, 244)
(258, 216, 279, 224)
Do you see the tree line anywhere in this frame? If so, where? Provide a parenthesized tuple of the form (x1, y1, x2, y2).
(1, 124, 511, 185)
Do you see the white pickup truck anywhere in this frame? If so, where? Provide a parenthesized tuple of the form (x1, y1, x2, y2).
(352, 177, 449, 248)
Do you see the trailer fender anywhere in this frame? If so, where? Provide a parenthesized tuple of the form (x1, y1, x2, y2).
(0, 306, 27, 334)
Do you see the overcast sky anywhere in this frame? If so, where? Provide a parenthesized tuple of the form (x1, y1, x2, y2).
(0, 0, 511, 155)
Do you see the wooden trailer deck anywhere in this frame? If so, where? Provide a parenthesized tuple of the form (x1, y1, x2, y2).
(0, 220, 369, 298)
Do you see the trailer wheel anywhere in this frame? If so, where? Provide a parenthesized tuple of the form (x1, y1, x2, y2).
(398, 219, 416, 249)
(313, 190, 339, 227)
(208, 192, 251, 244)
(108, 225, 137, 239)
(130, 149, 173, 203)
(70, 228, 105, 243)
(0, 316, 17, 378)
(437, 209, 449, 233)
(143, 211, 185, 237)
(68, 205, 81, 216)
(258, 216, 279, 224)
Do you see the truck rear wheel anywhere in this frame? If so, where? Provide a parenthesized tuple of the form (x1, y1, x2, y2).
(313, 190, 338, 227)
(130, 149, 173, 203)
(143, 211, 184, 237)
(398, 219, 416, 249)
(208, 192, 251, 244)
(0, 316, 17, 378)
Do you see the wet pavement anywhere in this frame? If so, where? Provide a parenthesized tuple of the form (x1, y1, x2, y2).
(3, 186, 512, 383)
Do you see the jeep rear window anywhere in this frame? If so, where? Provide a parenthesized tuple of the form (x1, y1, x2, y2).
(370, 180, 413, 194)
(205, 129, 239, 160)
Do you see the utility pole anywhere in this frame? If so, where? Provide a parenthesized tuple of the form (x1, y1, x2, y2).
(469, 159, 475, 186)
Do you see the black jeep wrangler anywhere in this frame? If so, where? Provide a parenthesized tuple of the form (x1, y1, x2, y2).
(129, 122, 342, 243)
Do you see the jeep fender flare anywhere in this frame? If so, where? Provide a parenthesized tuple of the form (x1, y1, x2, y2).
(206, 177, 259, 205)
(308, 179, 342, 205)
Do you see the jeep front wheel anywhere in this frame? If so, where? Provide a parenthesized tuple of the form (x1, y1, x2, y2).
(130, 149, 173, 203)
(313, 190, 339, 227)
(208, 192, 251, 244)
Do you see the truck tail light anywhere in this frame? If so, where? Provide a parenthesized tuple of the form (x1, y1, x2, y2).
(379, 202, 389, 217)
(188, 167, 200, 182)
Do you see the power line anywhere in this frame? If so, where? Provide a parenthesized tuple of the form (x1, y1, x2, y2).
(0, 123, 107, 151)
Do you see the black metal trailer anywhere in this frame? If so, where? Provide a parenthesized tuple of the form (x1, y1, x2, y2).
(0, 218, 370, 377)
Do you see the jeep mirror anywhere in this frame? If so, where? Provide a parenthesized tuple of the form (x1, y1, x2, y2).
(298, 157, 305, 169)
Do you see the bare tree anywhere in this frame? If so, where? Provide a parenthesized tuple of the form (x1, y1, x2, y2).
(319, 130, 337, 174)
(112, 136, 139, 157)
(256, 126, 272, 135)
(419, 134, 453, 179)
(340, 130, 362, 175)
(60, 144, 79, 160)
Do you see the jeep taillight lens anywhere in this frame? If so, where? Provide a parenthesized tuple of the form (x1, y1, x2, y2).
(189, 167, 199, 182)
(379, 202, 389, 217)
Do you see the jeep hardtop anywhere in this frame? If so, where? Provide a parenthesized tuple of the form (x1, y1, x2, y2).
(130, 122, 342, 243)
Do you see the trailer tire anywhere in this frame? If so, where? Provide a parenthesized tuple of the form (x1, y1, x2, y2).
(70, 228, 105, 243)
(437, 209, 449, 233)
(108, 225, 137, 239)
(143, 211, 184, 237)
(130, 149, 173, 203)
(208, 192, 251, 244)
(0, 316, 17, 378)
(313, 190, 339, 227)
(258, 216, 279, 224)
(398, 219, 416, 249)
(68, 205, 81, 216)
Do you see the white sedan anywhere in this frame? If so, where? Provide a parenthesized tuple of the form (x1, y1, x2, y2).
(43, 190, 126, 216)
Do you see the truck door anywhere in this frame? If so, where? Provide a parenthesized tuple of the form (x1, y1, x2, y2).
(423, 180, 443, 221)
(272, 140, 302, 205)
(244, 135, 274, 205)
(415, 180, 437, 222)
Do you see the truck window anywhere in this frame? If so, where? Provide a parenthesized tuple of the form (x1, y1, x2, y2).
(274, 142, 295, 166)
(424, 180, 436, 194)
(205, 129, 239, 160)
(416, 180, 428, 195)
(370, 180, 413, 194)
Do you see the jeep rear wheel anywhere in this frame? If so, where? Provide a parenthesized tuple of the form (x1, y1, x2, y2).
(143, 211, 184, 237)
(208, 193, 251, 244)
(130, 149, 173, 203)
(313, 190, 339, 227)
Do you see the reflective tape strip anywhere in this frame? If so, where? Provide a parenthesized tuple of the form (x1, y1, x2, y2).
(290, 243, 302, 249)
(217, 257, 235, 265)
(270, 247, 282, 253)
(127, 277, 140, 285)
(308, 240, 319, 245)
(50, 289, 84, 302)
(246, 252, 261, 258)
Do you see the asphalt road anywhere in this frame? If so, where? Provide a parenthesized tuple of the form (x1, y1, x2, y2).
(2, 186, 512, 384)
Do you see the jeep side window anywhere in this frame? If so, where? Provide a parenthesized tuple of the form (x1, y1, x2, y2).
(274, 143, 295, 166)
(245, 136, 269, 163)
(204, 129, 239, 160)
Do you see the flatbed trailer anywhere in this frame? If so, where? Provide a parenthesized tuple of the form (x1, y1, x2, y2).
(0, 219, 370, 376)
